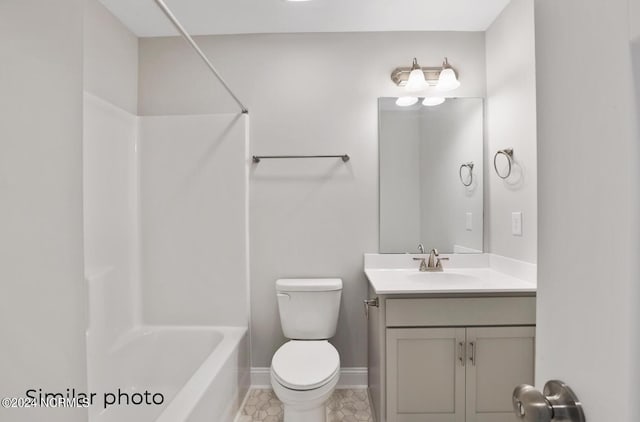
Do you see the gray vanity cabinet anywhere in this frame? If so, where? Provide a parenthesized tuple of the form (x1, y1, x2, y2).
(369, 294, 536, 422)
(386, 328, 466, 422)
(465, 327, 535, 422)
(386, 326, 534, 422)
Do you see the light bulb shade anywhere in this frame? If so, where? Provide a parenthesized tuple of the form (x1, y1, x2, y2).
(405, 68, 428, 92)
(436, 68, 460, 91)
(396, 96, 419, 107)
(422, 97, 446, 107)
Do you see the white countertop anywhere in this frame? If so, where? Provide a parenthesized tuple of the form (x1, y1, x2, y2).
(364, 253, 537, 295)
(365, 268, 536, 294)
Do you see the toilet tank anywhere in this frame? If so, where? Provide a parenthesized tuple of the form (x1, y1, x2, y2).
(276, 278, 342, 340)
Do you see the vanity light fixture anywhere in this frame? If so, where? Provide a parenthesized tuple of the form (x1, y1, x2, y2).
(391, 57, 460, 91)
(436, 58, 461, 91)
(422, 97, 446, 107)
(395, 96, 419, 107)
(404, 58, 429, 92)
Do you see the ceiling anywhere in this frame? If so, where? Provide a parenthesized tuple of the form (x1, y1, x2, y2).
(99, 0, 510, 38)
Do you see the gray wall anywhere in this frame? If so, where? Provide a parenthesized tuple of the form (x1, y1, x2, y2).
(138, 32, 486, 367)
(138, 114, 249, 327)
(633, 0, 640, 41)
(535, 0, 640, 420)
(485, 0, 537, 263)
(0, 1, 87, 421)
(83, 0, 141, 346)
(84, 0, 138, 113)
(632, 2, 640, 410)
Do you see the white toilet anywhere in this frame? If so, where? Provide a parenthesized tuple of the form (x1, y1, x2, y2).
(270, 278, 342, 422)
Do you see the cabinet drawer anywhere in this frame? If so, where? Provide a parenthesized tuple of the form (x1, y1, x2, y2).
(386, 297, 536, 327)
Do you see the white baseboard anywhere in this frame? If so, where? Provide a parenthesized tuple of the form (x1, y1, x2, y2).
(251, 367, 368, 389)
(250, 367, 272, 388)
(337, 367, 369, 388)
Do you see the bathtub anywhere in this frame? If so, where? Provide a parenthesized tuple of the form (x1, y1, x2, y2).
(87, 326, 249, 422)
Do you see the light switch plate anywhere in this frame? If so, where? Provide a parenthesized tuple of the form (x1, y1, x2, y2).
(466, 212, 473, 231)
(512, 212, 523, 236)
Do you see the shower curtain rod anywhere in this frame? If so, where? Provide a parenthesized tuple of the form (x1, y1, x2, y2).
(153, 0, 249, 114)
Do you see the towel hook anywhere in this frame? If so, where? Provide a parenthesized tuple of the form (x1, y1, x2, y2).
(494, 148, 514, 179)
(459, 162, 474, 187)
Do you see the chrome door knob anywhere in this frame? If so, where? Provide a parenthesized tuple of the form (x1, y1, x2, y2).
(512, 385, 552, 422)
(512, 381, 585, 422)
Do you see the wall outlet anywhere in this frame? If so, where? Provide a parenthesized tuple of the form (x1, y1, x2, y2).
(511, 212, 523, 236)
(466, 212, 473, 231)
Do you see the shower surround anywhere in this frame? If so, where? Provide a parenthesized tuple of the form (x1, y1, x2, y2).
(83, 93, 250, 422)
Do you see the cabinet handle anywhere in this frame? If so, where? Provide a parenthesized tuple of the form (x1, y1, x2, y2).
(469, 341, 476, 366)
(457, 342, 465, 366)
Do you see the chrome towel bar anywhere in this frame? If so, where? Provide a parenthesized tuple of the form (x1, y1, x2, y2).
(252, 155, 350, 163)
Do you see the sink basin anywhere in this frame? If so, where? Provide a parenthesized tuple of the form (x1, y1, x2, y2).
(407, 271, 481, 285)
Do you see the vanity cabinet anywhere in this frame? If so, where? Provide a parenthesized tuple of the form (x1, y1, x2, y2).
(464, 327, 535, 422)
(367, 293, 536, 422)
(386, 327, 466, 422)
(386, 326, 535, 422)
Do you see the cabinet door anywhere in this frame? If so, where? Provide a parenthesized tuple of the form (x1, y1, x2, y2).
(387, 328, 466, 422)
(465, 327, 535, 422)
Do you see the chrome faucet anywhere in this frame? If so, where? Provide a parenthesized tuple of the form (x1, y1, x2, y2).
(413, 248, 449, 272)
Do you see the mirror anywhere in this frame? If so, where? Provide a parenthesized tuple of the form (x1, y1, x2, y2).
(379, 97, 484, 254)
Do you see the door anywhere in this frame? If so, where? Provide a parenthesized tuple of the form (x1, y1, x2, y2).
(386, 328, 466, 422)
(535, 0, 640, 420)
(465, 327, 535, 422)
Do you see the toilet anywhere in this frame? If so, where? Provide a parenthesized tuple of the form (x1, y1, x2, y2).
(270, 278, 342, 422)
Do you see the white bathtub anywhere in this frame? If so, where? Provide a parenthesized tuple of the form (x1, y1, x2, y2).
(88, 326, 249, 422)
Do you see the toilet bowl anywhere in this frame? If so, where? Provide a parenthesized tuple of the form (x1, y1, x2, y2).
(270, 279, 343, 422)
(271, 341, 340, 422)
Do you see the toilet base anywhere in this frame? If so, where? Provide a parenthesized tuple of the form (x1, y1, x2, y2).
(284, 405, 325, 422)
(271, 370, 339, 422)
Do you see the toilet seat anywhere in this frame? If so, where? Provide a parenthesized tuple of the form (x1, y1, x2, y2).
(271, 340, 340, 391)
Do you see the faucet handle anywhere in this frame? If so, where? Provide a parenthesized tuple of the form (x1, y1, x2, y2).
(412, 256, 428, 271)
(436, 256, 449, 269)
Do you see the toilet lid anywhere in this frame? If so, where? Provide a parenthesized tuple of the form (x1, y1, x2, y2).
(271, 341, 340, 391)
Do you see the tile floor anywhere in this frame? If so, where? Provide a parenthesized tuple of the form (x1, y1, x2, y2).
(237, 388, 374, 422)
